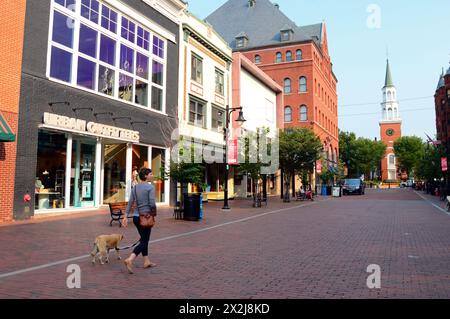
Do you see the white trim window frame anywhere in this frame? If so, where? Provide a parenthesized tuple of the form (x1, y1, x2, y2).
(47, 0, 168, 115)
(215, 68, 224, 96)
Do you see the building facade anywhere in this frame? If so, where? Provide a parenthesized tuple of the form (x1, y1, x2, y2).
(0, 0, 26, 223)
(379, 59, 402, 182)
(178, 11, 233, 200)
(11, 0, 186, 221)
(231, 52, 283, 198)
(435, 67, 450, 151)
(206, 0, 339, 190)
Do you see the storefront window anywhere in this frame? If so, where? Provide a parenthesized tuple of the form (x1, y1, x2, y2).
(35, 131, 67, 210)
(103, 143, 127, 203)
(152, 148, 165, 202)
(70, 138, 97, 208)
(131, 145, 149, 186)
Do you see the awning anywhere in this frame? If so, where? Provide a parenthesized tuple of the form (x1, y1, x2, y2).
(0, 112, 16, 142)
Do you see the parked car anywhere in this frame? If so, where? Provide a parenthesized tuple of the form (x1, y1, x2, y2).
(400, 181, 408, 188)
(342, 179, 365, 195)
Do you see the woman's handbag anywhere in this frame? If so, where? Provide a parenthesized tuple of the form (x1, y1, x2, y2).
(133, 186, 156, 229)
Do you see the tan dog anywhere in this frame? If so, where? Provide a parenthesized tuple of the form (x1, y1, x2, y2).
(90, 234, 124, 265)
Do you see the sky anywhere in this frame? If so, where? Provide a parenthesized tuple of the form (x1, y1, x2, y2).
(186, 0, 450, 141)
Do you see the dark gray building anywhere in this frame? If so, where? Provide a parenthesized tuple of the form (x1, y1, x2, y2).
(14, 0, 186, 219)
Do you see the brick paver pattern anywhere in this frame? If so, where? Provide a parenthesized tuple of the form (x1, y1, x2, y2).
(0, 189, 449, 299)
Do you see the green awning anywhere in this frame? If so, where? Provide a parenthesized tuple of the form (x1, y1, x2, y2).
(0, 112, 16, 142)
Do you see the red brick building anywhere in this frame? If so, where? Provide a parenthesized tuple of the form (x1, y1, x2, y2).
(379, 59, 402, 182)
(206, 0, 339, 179)
(0, 0, 26, 223)
(435, 67, 450, 150)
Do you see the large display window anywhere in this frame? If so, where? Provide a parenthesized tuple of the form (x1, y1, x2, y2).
(152, 147, 165, 202)
(103, 143, 127, 203)
(35, 131, 67, 210)
(70, 138, 97, 208)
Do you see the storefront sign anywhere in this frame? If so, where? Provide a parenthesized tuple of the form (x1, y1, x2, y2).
(43, 112, 140, 142)
(228, 138, 238, 165)
(442, 157, 448, 172)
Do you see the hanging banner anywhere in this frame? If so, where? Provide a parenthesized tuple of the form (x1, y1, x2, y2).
(441, 157, 448, 172)
(228, 139, 238, 165)
(316, 160, 322, 174)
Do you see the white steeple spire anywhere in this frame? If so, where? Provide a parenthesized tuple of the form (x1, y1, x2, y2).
(381, 59, 401, 123)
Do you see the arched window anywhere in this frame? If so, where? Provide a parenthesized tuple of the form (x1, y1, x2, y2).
(255, 55, 261, 64)
(300, 105, 308, 121)
(284, 78, 291, 94)
(387, 91, 392, 100)
(296, 49, 302, 60)
(276, 52, 282, 63)
(299, 76, 307, 92)
(286, 51, 292, 62)
(284, 106, 292, 122)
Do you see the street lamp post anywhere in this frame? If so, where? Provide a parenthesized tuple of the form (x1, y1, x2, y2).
(222, 105, 246, 210)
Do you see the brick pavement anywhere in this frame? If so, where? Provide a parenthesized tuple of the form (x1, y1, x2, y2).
(0, 189, 449, 299)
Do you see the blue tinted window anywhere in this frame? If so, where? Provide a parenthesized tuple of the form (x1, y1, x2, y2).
(77, 57, 96, 90)
(52, 11, 74, 48)
(81, 0, 99, 23)
(54, 0, 75, 11)
(101, 5, 117, 33)
(99, 34, 116, 66)
(79, 24, 97, 58)
(121, 17, 135, 43)
(50, 47, 72, 82)
(120, 44, 134, 73)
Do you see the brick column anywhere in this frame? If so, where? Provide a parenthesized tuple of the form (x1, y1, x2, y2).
(0, 0, 26, 223)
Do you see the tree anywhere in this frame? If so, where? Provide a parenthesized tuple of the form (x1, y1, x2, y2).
(279, 128, 323, 201)
(415, 143, 444, 182)
(238, 128, 273, 207)
(394, 136, 424, 177)
(162, 138, 204, 206)
(339, 131, 357, 176)
(339, 131, 386, 179)
(353, 138, 386, 179)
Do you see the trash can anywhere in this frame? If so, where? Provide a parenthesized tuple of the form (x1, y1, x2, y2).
(332, 186, 341, 197)
(183, 193, 201, 221)
(326, 186, 332, 196)
(321, 185, 328, 196)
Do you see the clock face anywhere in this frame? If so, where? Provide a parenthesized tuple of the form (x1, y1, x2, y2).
(386, 129, 395, 136)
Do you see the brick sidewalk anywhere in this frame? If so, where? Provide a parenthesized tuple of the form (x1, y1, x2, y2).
(1, 189, 449, 299)
(0, 195, 328, 277)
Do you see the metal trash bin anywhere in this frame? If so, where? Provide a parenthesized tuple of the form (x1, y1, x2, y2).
(183, 193, 201, 221)
(332, 186, 341, 197)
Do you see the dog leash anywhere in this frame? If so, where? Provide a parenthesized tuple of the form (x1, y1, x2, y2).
(117, 239, 140, 251)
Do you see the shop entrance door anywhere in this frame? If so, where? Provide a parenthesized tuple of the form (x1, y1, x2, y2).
(71, 138, 97, 208)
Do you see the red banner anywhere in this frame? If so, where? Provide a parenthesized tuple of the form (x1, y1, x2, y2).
(442, 157, 448, 172)
(316, 160, 322, 174)
(228, 139, 238, 165)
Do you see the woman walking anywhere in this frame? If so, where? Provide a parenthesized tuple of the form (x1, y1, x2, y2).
(122, 167, 157, 274)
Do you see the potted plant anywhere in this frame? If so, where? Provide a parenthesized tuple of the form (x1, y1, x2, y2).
(200, 182, 209, 203)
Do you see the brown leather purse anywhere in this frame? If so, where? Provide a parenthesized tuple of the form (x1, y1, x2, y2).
(133, 186, 156, 229)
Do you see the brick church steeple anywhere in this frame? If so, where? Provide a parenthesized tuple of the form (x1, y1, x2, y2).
(380, 59, 402, 181)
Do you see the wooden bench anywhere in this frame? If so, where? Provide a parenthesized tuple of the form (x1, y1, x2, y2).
(108, 202, 132, 227)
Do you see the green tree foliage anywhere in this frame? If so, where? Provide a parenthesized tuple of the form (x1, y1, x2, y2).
(393, 136, 424, 176)
(415, 144, 444, 182)
(339, 131, 386, 179)
(280, 128, 323, 200)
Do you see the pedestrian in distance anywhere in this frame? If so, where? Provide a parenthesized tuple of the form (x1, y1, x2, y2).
(122, 167, 157, 274)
